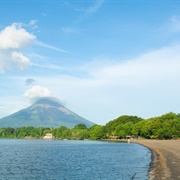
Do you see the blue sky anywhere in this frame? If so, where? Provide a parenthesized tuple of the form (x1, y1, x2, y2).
(1, 0, 180, 125)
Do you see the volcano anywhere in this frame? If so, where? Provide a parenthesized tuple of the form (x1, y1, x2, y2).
(0, 98, 94, 128)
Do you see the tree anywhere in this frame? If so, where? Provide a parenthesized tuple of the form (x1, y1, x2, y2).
(73, 124, 87, 129)
(89, 125, 106, 140)
(52, 126, 68, 139)
(62, 129, 72, 139)
(105, 115, 143, 136)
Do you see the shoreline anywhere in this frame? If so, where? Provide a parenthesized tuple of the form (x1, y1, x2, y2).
(131, 139, 180, 180)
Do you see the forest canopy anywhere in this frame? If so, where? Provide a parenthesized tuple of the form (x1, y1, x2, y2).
(0, 112, 179, 140)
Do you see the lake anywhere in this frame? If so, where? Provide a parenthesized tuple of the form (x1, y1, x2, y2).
(0, 139, 151, 180)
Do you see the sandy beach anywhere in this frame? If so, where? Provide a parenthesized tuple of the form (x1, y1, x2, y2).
(132, 139, 180, 180)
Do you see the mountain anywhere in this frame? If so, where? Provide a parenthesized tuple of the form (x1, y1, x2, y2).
(0, 98, 94, 128)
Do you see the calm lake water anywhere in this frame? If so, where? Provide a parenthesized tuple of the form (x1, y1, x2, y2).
(0, 139, 151, 180)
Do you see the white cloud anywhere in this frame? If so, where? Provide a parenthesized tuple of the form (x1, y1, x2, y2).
(2, 43, 180, 124)
(23, 86, 53, 101)
(11, 52, 31, 70)
(28, 20, 38, 29)
(33, 44, 180, 124)
(34, 40, 70, 53)
(0, 51, 31, 73)
(32, 62, 63, 70)
(23, 85, 64, 104)
(0, 22, 69, 73)
(90, 45, 180, 84)
(0, 23, 35, 73)
(0, 23, 35, 49)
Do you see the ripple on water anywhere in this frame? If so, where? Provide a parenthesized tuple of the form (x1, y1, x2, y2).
(0, 139, 151, 180)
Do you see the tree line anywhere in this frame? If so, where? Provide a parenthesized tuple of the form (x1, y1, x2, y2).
(0, 112, 179, 140)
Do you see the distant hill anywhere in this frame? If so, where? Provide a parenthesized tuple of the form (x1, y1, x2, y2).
(0, 98, 94, 128)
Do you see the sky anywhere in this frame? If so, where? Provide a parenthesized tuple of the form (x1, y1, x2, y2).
(1, 0, 180, 125)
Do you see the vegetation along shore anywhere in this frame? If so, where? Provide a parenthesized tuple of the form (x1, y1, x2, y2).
(0, 112, 179, 140)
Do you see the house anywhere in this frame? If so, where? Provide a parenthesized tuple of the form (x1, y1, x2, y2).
(43, 133, 53, 139)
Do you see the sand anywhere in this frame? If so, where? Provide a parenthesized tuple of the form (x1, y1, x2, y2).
(132, 139, 180, 180)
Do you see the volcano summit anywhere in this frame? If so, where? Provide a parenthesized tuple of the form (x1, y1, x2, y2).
(0, 98, 94, 128)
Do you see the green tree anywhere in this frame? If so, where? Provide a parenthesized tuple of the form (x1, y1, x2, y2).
(73, 124, 87, 129)
(115, 122, 134, 138)
(62, 129, 72, 139)
(105, 115, 143, 136)
(52, 126, 68, 139)
(89, 125, 106, 140)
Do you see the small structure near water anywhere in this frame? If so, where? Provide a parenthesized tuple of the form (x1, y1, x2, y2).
(43, 133, 53, 139)
(109, 135, 119, 140)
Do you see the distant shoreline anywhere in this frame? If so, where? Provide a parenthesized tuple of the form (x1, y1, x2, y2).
(131, 139, 180, 180)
